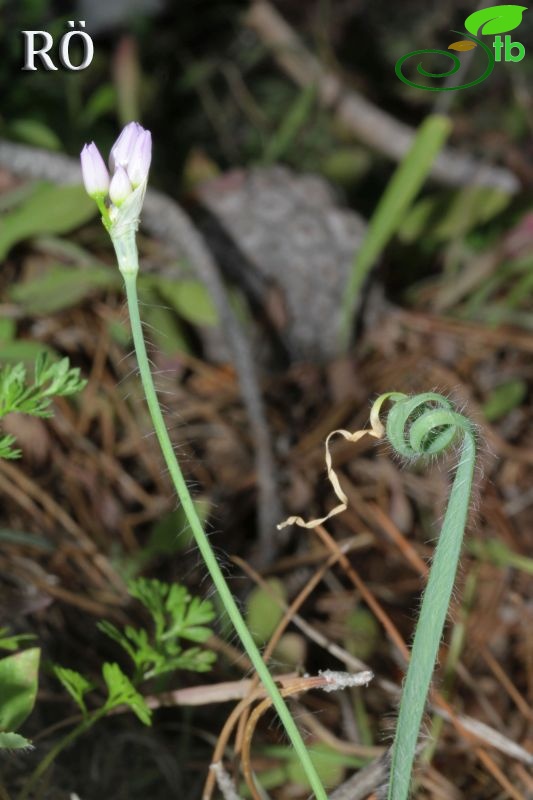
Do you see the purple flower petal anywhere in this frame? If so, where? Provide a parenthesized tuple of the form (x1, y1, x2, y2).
(109, 122, 142, 172)
(127, 130, 152, 187)
(109, 165, 133, 205)
(80, 142, 110, 197)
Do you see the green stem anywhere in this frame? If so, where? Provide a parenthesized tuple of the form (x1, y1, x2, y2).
(383, 394, 476, 800)
(420, 569, 477, 769)
(123, 272, 328, 800)
(19, 710, 105, 800)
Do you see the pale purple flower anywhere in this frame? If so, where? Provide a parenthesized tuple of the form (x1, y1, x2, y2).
(109, 165, 133, 206)
(81, 122, 151, 265)
(80, 142, 109, 197)
(109, 121, 143, 172)
(127, 129, 152, 187)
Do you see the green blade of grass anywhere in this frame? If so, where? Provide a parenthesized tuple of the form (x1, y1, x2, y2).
(339, 114, 452, 351)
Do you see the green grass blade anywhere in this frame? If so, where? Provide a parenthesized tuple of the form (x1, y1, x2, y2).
(340, 114, 452, 350)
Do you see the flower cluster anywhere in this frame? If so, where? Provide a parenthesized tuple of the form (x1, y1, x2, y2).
(81, 121, 151, 206)
(81, 123, 152, 275)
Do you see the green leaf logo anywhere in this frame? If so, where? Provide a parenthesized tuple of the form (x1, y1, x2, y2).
(465, 4, 527, 36)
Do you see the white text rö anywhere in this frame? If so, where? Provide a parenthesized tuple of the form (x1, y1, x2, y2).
(22, 21, 93, 71)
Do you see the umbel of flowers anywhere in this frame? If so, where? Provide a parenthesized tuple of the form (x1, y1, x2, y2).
(80, 122, 152, 275)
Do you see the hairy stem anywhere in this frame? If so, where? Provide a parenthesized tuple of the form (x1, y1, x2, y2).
(123, 272, 328, 800)
(382, 393, 476, 800)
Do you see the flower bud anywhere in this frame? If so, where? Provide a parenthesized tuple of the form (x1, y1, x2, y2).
(81, 123, 152, 271)
(109, 165, 133, 206)
(127, 129, 152, 187)
(80, 142, 109, 198)
(109, 121, 142, 172)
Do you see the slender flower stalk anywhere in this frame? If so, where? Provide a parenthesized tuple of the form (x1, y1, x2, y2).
(80, 124, 328, 800)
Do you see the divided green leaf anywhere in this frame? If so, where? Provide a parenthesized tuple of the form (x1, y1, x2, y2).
(0, 353, 86, 459)
(102, 663, 152, 726)
(129, 579, 215, 643)
(0, 434, 21, 460)
(0, 354, 86, 420)
(99, 578, 216, 680)
(53, 666, 95, 715)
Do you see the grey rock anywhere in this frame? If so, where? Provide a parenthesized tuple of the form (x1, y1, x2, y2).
(198, 166, 367, 361)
